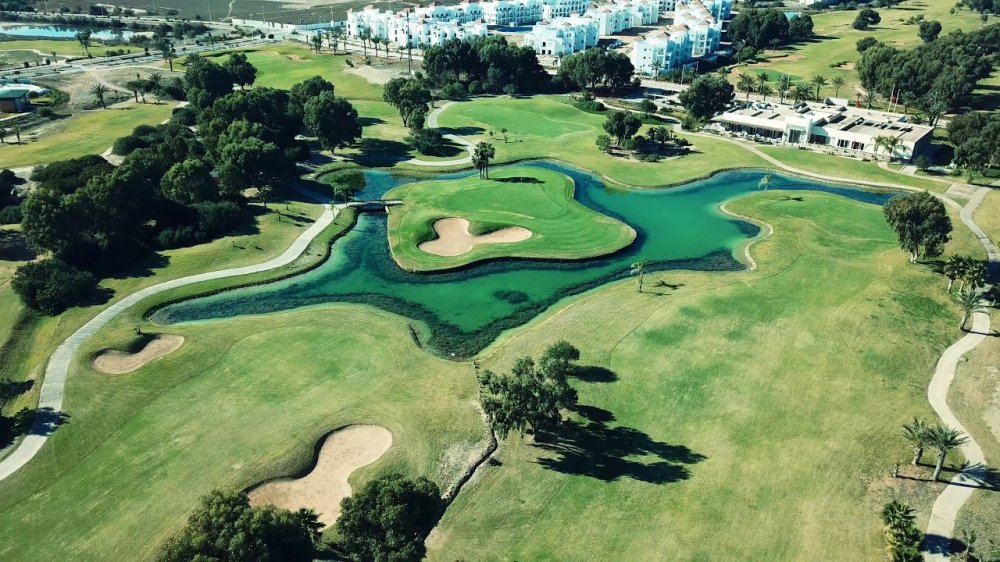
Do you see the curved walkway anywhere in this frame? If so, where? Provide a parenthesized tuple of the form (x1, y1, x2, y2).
(404, 102, 474, 167)
(923, 187, 998, 561)
(0, 187, 338, 481)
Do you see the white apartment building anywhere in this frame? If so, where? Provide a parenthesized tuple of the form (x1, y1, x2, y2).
(589, 0, 659, 35)
(629, 0, 728, 74)
(479, 0, 591, 25)
(710, 101, 934, 161)
(346, 6, 488, 47)
(524, 14, 600, 55)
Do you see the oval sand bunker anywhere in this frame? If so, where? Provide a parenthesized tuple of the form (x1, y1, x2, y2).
(418, 217, 532, 257)
(92, 334, 185, 374)
(248, 425, 393, 527)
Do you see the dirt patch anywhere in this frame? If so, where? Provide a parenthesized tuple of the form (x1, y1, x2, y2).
(419, 217, 532, 257)
(92, 334, 184, 374)
(343, 63, 405, 85)
(248, 425, 393, 527)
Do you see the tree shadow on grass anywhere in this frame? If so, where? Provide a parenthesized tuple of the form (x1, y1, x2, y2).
(493, 176, 542, 184)
(346, 138, 413, 167)
(571, 365, 618, 383)
(438, 126, 485, 137)
(533, 405, 705, 484)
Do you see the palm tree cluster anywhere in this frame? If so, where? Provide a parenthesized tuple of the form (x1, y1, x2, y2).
(873, 135, 903, 162)
(736, 71, 852, 104)
(943, 255, 987, 294)
(881, 500, 923, 562)
(901, 417, 970, 481)
(472, 142, 496, 179)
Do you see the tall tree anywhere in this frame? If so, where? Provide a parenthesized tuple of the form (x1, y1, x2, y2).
(928, 425, 969, 481)
(156, 38, 175, 72)
(223, 52, 257, 91)
(902, 417, 930, 465)
(478, 342, 580, 438)
(383, 77, 432, 129)
(630, 257, 647, 292)
(75, 29, 92, 55)
(289, 75, 335, 120)
(738, 73, 756, 99)
(678, 74, 734, 120)
(883, 191, 952, 262)
(942, 255, 966, 292)
(159, 490, 320, 562)
(958, 289, 986, 330)
(335, 473, 443, 562)
(831, 75, 848, 98)
(473, 142, 496, 179)
(602, 111, 642, 146)
(303, 92, 361, 152)
(90, 83, 109, 109)
(811, 74, 828, 100)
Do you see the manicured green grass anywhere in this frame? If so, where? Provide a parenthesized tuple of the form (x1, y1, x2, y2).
(0, 102, 175, 168)
(0, 39, 120, 58)
(731, 0, 989, 106)
(432, 96, 770, 187)
(0, 304, 486, 560)
(0, 194, 324, 416)
(759, 146, 949, 191)
(428, 191, 967, 560)
(385, 166, 635, 271)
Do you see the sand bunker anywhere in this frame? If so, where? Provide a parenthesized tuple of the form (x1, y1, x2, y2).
(248, 425, 393, 527)
(418, 217, 532, 257)
(92, 334, 184, 374)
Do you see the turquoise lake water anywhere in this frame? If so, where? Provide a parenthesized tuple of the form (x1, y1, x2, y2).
(0, 24, 134, 40)
(152, 161, 890, 357)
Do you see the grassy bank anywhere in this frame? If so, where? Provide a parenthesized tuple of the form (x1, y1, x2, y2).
(385, 166, 635, 271)
(429, 190, 968, 560)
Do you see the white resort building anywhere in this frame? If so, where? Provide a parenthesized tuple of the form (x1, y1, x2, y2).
(710, 100, 934, 161)
(346, 5, 488, 47)
(629, 0, 730, 74)
(524, 0, 658, 57)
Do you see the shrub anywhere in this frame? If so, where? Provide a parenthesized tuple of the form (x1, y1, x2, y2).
(0, 204, 22, 225)
(407, 128, 447, 156)
(12, 259, 98, 315)
(193, 200, 245, 237)
(914, 154, 932, 171)
(439, 82, 467, 101)
(36, 106, 55, 118)
(170, 106, 197, 126)
(468, 80, 483, 95)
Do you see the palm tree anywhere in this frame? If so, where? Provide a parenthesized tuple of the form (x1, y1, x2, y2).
(811, 74, 828, 101)
(760, 84, 773, 102)
(873, 135, 902, 161)
(90, 83, 109, 109)
(792, 83, 812, 103)
(125, 79, 142, 103)
(958, 290, 986, 331)
(0, 128, 7, 144)
(943, 255, 966, 292)
(311, 33, 323, 53)
(881, 500, 916, 532)
(359, 27, 371, 56)
(831, 75, 848, 98)
(473, 142, 496, 179)
(157, 38, 174, 72)
(331, 28, 345, 53)
(758, 174, 772, 194)
(902, 418, 931, 465)
(928, 424, 969, 481)
(630, 258, 647, 292)
(777, 74, 791, 103)
(960, 257, 986, 294)
(863, 91, 879, 109)
(9, 122, 23, 143)
(737, 73, 756, 100)
(147, 72, 163, 103)
(755, 71, 769, 94)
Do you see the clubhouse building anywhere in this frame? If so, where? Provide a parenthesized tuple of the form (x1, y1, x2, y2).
(709, 100, 934, 161)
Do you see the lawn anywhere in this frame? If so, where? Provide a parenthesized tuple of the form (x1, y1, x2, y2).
(0, 304, 486, 560)
(385, 166, 635, 271)
(730, 0, 990, 106)
(951, 189, 1000, 547)
(0, 102, 175, 168)
(432, 95, 770, 187)
(759, 145, 949, 191)
(428, 191, 968, 560)
(0, 39, 120, 58)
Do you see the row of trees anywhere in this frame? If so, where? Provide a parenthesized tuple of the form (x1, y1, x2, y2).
(856, 24, 1000, 115)
(422, 36, 550, 96)
(736, 71, 850, 103)
(729, 8, 814, 50)
(556, 48, 635, 93)
(901, 418, 969, 481)
(10, 56, 364, 314)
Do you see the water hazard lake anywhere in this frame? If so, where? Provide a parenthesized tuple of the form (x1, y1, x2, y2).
(152, 161, 891, 357)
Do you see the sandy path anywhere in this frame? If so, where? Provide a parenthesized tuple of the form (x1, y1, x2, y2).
(92, 334, 184, 374)
(248, 425, 393, 527)
(418, 217, 532, 257)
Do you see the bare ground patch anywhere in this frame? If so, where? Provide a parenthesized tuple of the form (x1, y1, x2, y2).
(343, 63, 406, 85)
(248, 425, 393, 527)
(418, 217, 532, 257)
(92, 334, 184, 374)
